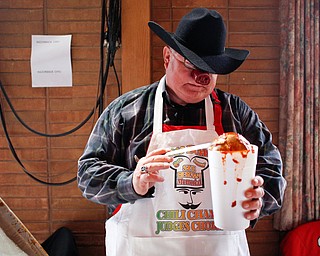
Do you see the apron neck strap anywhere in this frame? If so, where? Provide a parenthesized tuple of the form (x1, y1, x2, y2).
(153, 76, 215, 135)
(153, 76, 166, 134)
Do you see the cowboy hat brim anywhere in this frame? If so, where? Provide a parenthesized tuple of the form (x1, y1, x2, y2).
(148, 21, 249, 74)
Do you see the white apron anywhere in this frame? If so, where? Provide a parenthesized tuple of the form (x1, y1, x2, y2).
(106, 76, 250, 256)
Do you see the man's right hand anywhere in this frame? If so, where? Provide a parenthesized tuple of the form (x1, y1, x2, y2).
(132, 148, 173, 196)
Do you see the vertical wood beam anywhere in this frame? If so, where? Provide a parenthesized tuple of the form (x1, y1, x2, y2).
(121, 0, 151, 93)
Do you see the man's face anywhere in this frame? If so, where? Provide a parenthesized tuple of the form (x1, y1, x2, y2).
(163, 46, 218, 105)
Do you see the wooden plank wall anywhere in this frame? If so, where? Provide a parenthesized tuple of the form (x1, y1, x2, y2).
(0, 0, 114, 255)
(0, 0, 282, 255)
(150, 1, 281, 256)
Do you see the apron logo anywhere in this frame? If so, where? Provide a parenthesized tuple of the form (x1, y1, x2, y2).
(171, 155, 209, 210)
(154, 148, 219, 235)
(155, 209, 215, 234)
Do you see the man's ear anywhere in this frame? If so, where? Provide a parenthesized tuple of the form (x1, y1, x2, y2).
(163, 46, 171, 69)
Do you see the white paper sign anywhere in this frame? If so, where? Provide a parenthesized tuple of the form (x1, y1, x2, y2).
(31, 35, 72, 87)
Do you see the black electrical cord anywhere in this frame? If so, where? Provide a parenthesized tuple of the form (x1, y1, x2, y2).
(99, 0, 107, 115)
(0, 92, 76, 186)
(109, 0, 121, 95)
(0, 81, 96, 137)
(0, 0, 122, 186)
(106, 0, 121, 67)
(113, 64, 121, 96)
(99, 0, 121, 115)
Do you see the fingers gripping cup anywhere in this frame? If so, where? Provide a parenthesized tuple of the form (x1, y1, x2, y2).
(208, 132, 258, 231)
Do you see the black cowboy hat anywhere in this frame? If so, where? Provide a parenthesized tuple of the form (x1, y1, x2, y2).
(148, 8, 249, 74)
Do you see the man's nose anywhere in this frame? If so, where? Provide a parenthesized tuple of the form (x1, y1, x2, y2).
(191, 69, 211, 85)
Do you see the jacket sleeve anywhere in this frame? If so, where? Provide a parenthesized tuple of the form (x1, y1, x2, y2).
(77, 100, 148, 214)
(219, 91, 287, 220)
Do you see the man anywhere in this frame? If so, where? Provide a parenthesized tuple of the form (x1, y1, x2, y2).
(78, 8, 286, 256)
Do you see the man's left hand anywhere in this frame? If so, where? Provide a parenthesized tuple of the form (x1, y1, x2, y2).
(242, 176, 265, 220)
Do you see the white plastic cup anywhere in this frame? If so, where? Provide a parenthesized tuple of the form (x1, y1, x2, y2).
(208, 145, 258, 231)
